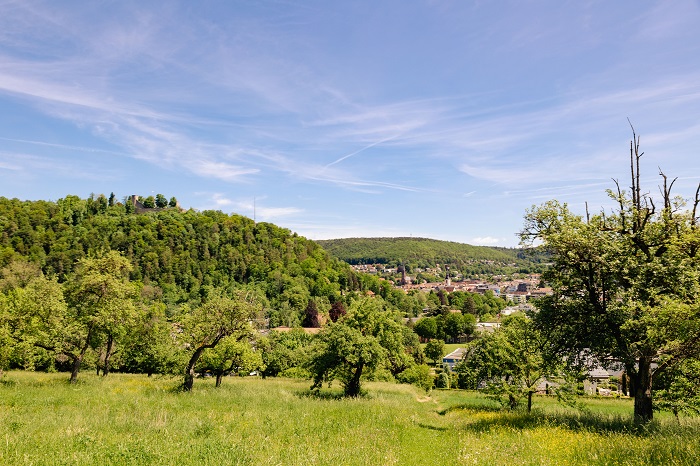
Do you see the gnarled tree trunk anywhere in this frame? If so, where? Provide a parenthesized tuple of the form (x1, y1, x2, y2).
(103, 334, 114, 377)
(345, 360, 365, 397)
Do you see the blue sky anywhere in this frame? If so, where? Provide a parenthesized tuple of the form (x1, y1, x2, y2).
(1, 1, 699, 247)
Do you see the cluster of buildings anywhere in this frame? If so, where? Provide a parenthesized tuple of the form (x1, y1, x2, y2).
(351, 263, 554, 303)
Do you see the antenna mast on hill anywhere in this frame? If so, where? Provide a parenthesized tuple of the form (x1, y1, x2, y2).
(253, 196, 256, 223)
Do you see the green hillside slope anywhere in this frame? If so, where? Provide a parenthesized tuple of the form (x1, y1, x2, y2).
(316, 237, 547, 275)
(0, 195, 355, 325)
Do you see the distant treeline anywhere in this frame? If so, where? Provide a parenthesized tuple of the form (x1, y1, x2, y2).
(316, 237, 549, 276)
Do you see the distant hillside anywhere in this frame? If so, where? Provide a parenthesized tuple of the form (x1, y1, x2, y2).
(316, 237, 547, 275)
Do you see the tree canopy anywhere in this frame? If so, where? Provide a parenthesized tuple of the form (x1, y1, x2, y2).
(520, 130, 700, 422)
(308, 297, 415, 397)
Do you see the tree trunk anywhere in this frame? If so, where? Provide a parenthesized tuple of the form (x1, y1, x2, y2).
(216, 373, 223, 388)
(70, 329, 93, 384)
(345, 361, 364, 397)
(633, 358, 653, 423)
(183, 345, 207, 391)
(70, 353, 84, 384)
(527, 391, 533, 413)
(508, 394, 518, 410)
(103, 334, 114, 377)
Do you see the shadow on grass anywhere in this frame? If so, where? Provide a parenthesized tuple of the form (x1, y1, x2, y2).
(0, 378, 18, 387)
(417, 422, 449, 431)
(441, 404, 671, 436)
(295, 389, 349, 401)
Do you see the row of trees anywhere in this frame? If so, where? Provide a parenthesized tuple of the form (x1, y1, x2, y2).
(0, 252, 428, 394)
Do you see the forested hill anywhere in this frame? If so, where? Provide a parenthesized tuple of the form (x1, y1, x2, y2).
(316, 237, 548, 273)
(0, 196, 355, 324)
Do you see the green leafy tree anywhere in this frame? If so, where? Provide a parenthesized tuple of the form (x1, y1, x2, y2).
(155, 194, 168, 208)
(121, 302, 182, 377)
(520, 131, 700, 422)
(458, 315, 547, 412)
(198, 337, 262, 387)
(308, 323, 384, 397)
(425, 339, 446, 365)
(259, 328, 314, 378)
(64, 251, 139, 380)
(654, 359, 700, 420)
(181, 291, 260, 391)
(168, 196, 178, 208)
(413, 317, 437, 340)
(308, 297, 405, 397)
(0, 261, 44, 376)
(142, 196, 156, 208)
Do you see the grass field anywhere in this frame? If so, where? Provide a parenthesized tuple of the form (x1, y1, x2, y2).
(2, 371, 699, 465)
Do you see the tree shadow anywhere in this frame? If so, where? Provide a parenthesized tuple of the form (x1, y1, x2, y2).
(440, 404, 666, 436)
(295, 389, 349, 401)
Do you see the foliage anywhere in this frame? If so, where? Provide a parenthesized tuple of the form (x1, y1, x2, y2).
(308, 297, 410, 396)
(180, 290, 261, 391)
(317, 237, 549, 276)
(424, 339, 446, 365)
(119, 302, 183, 376)
(258, 328, 315, 378)
(654, 359, 700, 420)
(0, 195, 358, 325)
(396, 364, 433, 391)
(3, 252, 139, 383)
(520, 132, 700, 422)
(197, 337, 262, 386)
(329, 301, 346, 322)
(413, 311, 477, 343)
(456, 315, 548, 412)
(413, 317, 437, 340)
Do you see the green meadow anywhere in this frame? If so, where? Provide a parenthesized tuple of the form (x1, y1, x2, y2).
(1, 372, 699, 466)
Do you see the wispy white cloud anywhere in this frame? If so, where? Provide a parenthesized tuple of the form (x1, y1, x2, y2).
(470, 236, 504, 246)
(196, 193, 302, 222)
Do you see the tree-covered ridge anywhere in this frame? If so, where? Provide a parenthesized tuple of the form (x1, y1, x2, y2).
(316, 237, 548, 272)
(0, 196, 355, 320)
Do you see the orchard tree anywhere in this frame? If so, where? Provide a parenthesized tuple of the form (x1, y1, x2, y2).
(5, 253, 137, 383)
(520, 129, 700, 422)
(66, 251, 140, 378)
(308, 297, 407, 397)
(198, 337, 262, 387)
(259, 328, 314, 378)
(181, 290, 261, 391)
(121, 302, 182, 377)
(0, 261, 44, 376)
(458, 315, 547, 412)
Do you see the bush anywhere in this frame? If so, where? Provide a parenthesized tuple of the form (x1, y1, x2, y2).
(435, 371, 451, 389)
(397, 364, 433, 392)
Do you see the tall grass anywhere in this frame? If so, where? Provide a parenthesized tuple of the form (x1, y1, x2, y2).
(1, 372, 698, 465)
